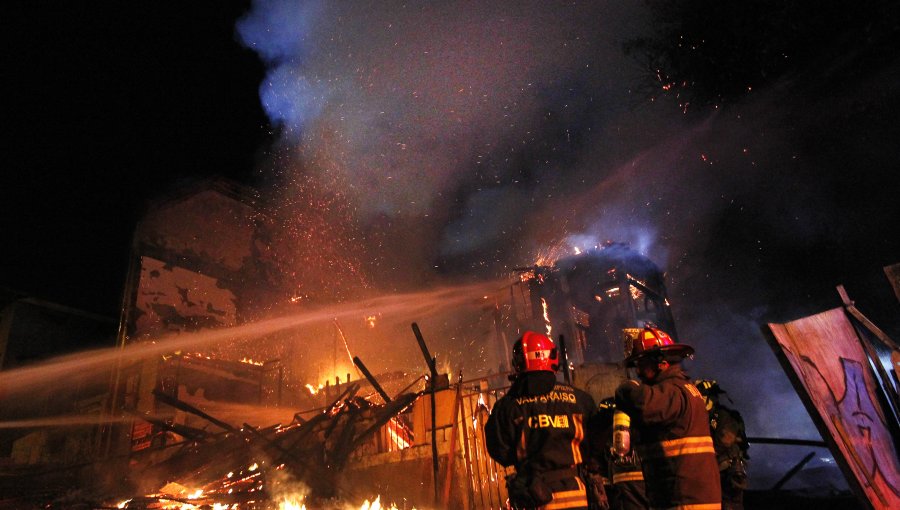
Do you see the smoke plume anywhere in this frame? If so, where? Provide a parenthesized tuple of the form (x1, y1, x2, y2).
(236, 0, 900, 486)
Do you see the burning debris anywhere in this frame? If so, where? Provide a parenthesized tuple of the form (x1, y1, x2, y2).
(0, 381, 421, 510)
(0, 237, 676, 510)
(127, 381, 419, 507)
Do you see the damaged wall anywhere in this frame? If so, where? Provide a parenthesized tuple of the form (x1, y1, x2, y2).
(133, 256, 237, 340)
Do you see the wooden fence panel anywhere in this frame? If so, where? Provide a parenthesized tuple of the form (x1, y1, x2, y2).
(767, 307, 900, 509)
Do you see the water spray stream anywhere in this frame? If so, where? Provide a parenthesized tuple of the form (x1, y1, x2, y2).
(333, 318, 363, 379)
(0, 279, 510, 399)
(0, 414, 135, 429)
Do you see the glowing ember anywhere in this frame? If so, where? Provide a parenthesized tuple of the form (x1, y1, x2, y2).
(532, 239, 595, 267)
(627, 275, 645, 301)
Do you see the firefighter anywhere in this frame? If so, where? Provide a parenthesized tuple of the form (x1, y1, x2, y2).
(589, 398, 649, 510)
(485, 331, 604, 510)
(614, 325, 721, 510)
(695, 379, 749, 510)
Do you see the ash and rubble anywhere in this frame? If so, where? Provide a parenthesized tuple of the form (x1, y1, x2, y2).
(1, 376, 423, 509)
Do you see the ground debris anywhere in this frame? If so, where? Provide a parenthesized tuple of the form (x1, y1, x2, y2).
(0, 389, 420, 510)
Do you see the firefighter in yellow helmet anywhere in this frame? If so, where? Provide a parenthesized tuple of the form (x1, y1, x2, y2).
(614, 325, 721, 509)
(695, 379, 749, 510)
(485, 331, 603, 509)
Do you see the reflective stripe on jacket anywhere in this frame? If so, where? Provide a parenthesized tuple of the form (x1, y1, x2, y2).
(612, 470, 645, 484)
(544, 478, 588, 510)
(615, 366, 721, 510)
(485, 371, 597, 510)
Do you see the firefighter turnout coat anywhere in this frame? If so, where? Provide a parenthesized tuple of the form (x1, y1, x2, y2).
(486, 371, 597, 510)
(709, 403, 749, 509)
(615, 365, 721, 510)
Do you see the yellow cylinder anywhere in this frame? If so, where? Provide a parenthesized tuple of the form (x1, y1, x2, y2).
(612, 410, 631, 456)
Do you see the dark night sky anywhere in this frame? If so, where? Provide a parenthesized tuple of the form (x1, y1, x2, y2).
(3, 1, 900, 488)
(3, 1, 271, 315)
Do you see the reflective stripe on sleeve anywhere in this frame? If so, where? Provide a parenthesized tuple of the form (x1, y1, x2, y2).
(612, 471, 644, 484)
(650, 504, 721, 510)
(570, 414, 584, 464)
(544, 487, 588, 510)
(640, 436, 714, 459)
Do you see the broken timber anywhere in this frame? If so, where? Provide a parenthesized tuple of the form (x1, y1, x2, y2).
(129, 384, 420, 503)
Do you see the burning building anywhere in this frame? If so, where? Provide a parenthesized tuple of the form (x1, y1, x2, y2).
(83, 177, 512, 508)
(491, 242, 677, 401)
(0, 178, 684, 508)
(3, 173, 888, 509)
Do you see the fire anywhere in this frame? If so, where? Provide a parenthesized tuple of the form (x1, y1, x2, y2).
(365, 315, 378, 328)
(305, 383, 325, 394)
(240, 357, 264, 366)
(119, 483, 220, 509)
(386, 416, 412, 450)
(540, 298, 552, 336)
(278, 496, 307, 510)
(359, 496, 411, 510)
(274, 495, 412, 510)
(628, 278, 644, 301)
(120, 492, 418, 510)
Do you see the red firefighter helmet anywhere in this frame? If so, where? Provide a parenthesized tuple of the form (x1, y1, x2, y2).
(625, 324, 694, 367)
(512, 331, 559, 373)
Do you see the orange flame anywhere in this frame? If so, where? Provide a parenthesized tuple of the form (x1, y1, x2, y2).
(541, 298, 552, 336)
(305, 383, 324, 395)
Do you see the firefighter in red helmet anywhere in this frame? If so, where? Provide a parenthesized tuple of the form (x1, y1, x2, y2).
(614, 325, 722, 509)
(485, 331, 604, 509)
